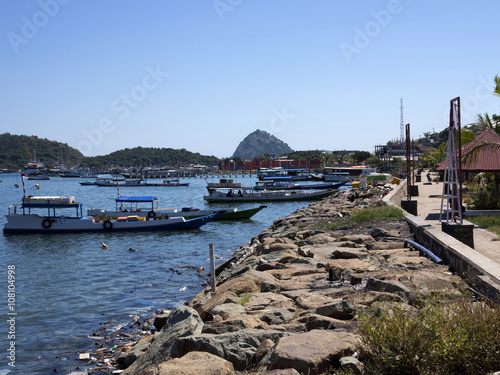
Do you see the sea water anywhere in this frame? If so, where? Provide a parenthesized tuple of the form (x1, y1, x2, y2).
(0, 173, 340, 374)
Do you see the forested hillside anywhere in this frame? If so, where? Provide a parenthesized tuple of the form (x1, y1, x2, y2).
(0, 133, 221, 170)
(0, 133, 84, 170)
(81, 147, 220, 169)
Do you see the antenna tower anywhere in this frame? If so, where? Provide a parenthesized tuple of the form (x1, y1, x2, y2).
(400, 98, 404, 143)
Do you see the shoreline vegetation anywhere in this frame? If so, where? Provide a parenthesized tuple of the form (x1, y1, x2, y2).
(65, 186, 500, 375)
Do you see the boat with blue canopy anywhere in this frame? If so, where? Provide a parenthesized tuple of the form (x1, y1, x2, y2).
(3, 195, 220, 234)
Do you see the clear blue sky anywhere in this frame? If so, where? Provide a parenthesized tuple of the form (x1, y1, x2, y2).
(1, 0, 499, 158)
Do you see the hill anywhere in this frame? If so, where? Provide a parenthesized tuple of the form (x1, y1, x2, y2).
(81, 147, 220, 169)
(232, 130, 293, 160)
(0, 133, 84, 171)
(0, 133, 220, 170)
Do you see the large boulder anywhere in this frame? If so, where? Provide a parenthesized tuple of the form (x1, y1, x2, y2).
(156, 351, 235, 375)
(170, 328, 291, 371)
(122, 306, 203, 374)
(258, 330, 361, 375)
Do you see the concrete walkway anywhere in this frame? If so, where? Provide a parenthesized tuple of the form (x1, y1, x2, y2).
(412, 171, 500, 265)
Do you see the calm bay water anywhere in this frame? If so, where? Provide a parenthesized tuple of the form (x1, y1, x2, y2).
(0, 173, 326, 374)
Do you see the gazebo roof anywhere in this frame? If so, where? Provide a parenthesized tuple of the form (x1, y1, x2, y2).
(437, 128, 500, 172)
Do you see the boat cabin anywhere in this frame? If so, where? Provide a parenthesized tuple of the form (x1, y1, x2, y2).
(115, 196, 159, 213)
(11, 196, 84, 218)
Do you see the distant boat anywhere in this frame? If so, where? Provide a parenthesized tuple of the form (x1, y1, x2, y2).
(79, 180, 97, 186)
(95, 178, 145, 187)
(27, 172, 50, 180)
(204, 187, 336, 203)
(3, 196, 220, 234)
(145, 179, 189, 187)
(60, 170, 98, 178)
(87, 196, 266, 220)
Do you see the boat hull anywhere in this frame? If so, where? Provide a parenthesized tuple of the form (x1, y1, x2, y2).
(204, 189, 336, 203)
(3, 212, 219, 234)
(87, 206, 266, 220)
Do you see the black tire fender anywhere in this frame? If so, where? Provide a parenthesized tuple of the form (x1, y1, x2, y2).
(103, 220, 113, 230)
(42, 218, 52, 229)
(148, 211, 156, 218)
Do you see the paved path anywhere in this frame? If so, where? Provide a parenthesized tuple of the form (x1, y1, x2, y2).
(411, 171, 500, 265)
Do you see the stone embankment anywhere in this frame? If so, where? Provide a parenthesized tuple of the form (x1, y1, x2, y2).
(110, 186, 468, 375)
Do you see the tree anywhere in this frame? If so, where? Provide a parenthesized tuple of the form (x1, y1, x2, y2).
(471, 113, 500, 135)
(365, 156, 381, 168)
(352, 151, 371, 164)
(494, 74, 500, 98)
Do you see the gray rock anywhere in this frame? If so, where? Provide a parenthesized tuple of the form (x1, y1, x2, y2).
(261, 280, 281, 293)
(258, 307, 296, 325)
(209, 302, 245, 319)
(117, 337, 152, 368)
(154, 312, 171, 332)
(202, 315, 268, 334)
(122, 305, 203, 374)
(314, 300, 355, 320)
(365, 277, 412, 297)
(171, 329, 290, 371)
(339, 356, 364, 375)
(370, 228, 388, 239)
(255, 338, 275, 363)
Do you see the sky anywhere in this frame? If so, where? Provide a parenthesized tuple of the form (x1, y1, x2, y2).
(1, 1, 499, 159)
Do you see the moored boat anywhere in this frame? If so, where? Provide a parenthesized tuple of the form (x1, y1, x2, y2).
(27, 172, 50, 180)
(253, 179, 346, 190)
(204, 187, 336, 203)
(145, 179, 189, 187)
(3, 195, 220, 234)
(87, 196, 266, 220)
(95, 178, 145, 187)
(79, 180, 97, 186)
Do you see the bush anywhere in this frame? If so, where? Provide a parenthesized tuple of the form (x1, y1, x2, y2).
(358, 296, 500, 375)
(472, 182, 500, 209)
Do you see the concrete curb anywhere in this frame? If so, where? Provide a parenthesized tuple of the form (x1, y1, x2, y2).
(384, 179, 500, 303)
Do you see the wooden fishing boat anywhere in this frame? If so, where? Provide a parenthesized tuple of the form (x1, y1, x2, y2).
(204, 187, 336, 203)
(145, 179, 189, 187)
(3, 196, 220, 234)
(87, 196, 265, 220)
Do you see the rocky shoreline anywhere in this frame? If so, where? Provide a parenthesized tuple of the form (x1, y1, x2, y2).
(84, 186, 469, 374)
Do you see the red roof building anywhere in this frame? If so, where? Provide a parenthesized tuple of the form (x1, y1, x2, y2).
(438, 128, 500, 172)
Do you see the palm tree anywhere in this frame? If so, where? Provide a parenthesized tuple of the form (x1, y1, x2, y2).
(471, 113, 500, 135)
(494, 74, 500, 97)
